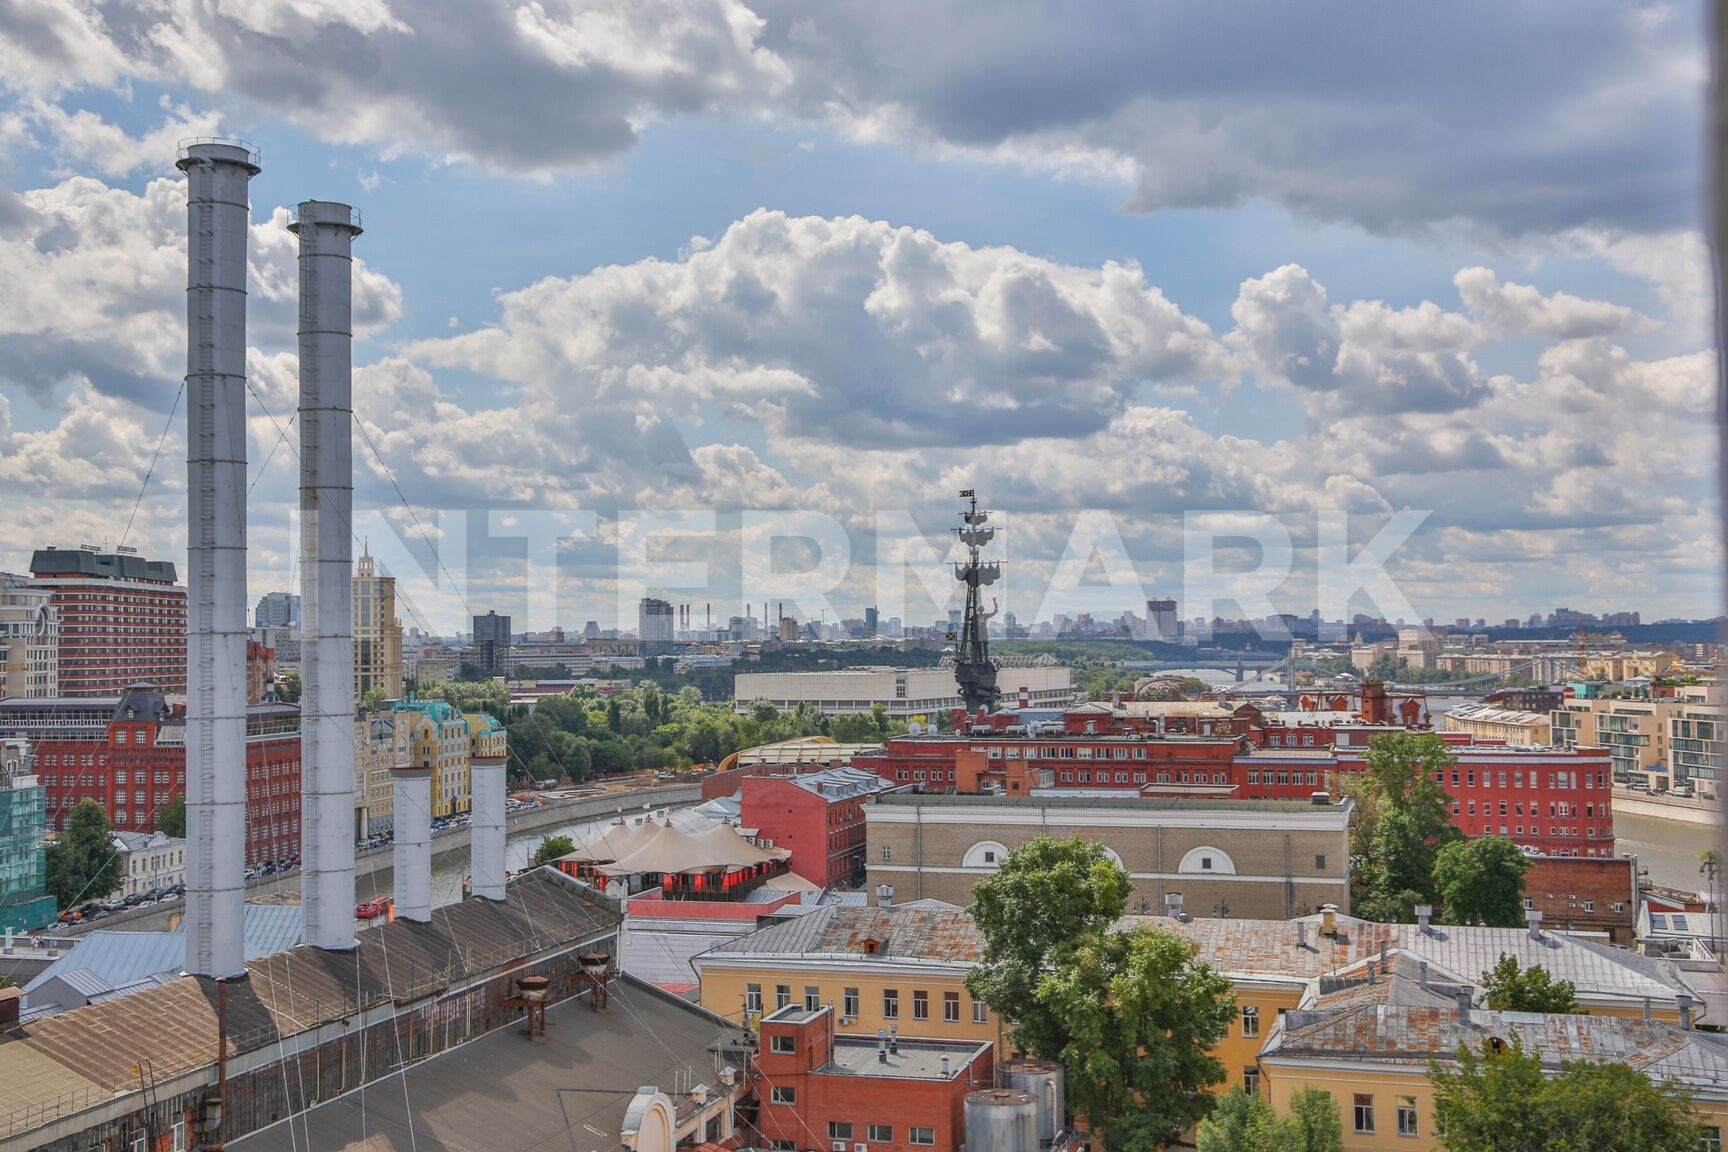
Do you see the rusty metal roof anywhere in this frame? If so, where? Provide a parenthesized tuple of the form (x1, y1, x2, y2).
(696, 904, 984, 966)
(1263, 1003, 1728, 1097)
(0, 870, 618, 1137)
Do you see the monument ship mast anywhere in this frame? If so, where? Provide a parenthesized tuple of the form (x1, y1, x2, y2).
(952, 489, 1001, 716)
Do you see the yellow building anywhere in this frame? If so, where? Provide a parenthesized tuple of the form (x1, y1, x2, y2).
(690, 902, 1002, 1050)
(393, 698, 472, 816)
(354, 546, 405, 702)
(354, 710, 409, 836)
(1256, 968, 1728, 1149)
(465, 710, 508, 773)
(1441, 701, 1552, 746)
(1580, 649, 1678, 682)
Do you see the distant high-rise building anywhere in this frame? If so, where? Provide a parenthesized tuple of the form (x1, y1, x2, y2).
(582, 620, 601, 640)
(28, 548, 185, 695)
(864, 605, 879, 637)
(471, 610, 512, 675)
(353, 546, 404, 702)
(254, 591, 300, 629)
(777, 615, 799, 643)
(1145, 598, 1179, 642)
(0, 574, 57, 700)
(639, 597, 675, 655)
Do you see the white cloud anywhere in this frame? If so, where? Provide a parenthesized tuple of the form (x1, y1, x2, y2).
(1454, 266, 1655, 339)
(409, 209, 1229, 447)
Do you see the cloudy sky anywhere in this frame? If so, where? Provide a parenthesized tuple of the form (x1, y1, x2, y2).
(0, 0, 1718, 633)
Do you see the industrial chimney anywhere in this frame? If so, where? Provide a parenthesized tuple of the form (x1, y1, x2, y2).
(392, 763, 433, 922)
(470, 733, 508, 901)
(179, 139, 260, 981)
(291, 201, 363, 951)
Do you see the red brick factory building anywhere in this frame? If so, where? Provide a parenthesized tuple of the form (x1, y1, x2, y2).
(0, 683, 302, 865)
(852, 681, 1614, 859)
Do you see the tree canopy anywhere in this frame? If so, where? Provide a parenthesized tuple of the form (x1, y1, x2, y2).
(1435, 836, 1530, 927)
(967, 835, 1233, 1152)
(1431, 1037, 1700, 1152)
(1479, 954, 1579, 1014)
(45, 800, 122, 909)
(156, 794, 186, 839)
(1344, 731, 1464, 921)
(530, 835, 576, 868)
(1196, 1087, 1343, 1152)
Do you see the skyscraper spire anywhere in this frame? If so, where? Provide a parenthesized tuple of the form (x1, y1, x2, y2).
(952, 490, 1000, 715)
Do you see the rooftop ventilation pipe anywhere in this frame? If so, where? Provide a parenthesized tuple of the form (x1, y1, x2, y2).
(1526, 909, 1544, 940)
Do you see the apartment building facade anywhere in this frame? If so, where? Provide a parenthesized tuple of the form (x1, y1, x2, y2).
(0, 574, 58, 700)
(354, 547, 404, 701)
(27, 548, 186, 695)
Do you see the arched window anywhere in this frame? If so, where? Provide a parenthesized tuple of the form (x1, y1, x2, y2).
(963, 840, 1011, 868)
(1177, 846, 1236, 875)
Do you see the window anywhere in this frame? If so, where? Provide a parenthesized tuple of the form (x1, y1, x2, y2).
(881, 844, 892, 861)
(869, 1124, 894, 1142)
(1241, 1005, 1260, 1038)
(1700, 1126, 1722, 1152)
(829, 1121, 854, 1140)
(1315, 854, 1326, 870)
(913, 990, 929, 1020)
(883, 989, 899, 1018)
(1354, 1094, 1375, 1134)
(770, 1086, 796, 1105)
(911, 1128, 936, 1146)
(1243, 1067, 1260, 1096)
(1397, 1097, 1419, 1138)
(973, 999, 988, 1024)
(776, 984, 791, 1010)
(771, 1033, 795, 1054)
(804, 985, 821, 1011)
(844, 987, 860, 1017)
(945, 991, 961, 1021)
(171, 1120, 186, 1152)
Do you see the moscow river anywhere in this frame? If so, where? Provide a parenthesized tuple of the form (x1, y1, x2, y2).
(1611, 809, 1725, 895)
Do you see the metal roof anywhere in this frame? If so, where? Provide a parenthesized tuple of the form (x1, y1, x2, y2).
(25, 904, 307, 1001)
(1263, 1004, 1728, 1097)
(1118, 912, 1693, 1004)
(698, 904, 985, 966)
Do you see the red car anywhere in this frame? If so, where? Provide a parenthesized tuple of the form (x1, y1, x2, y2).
(354, 895, 393, 920)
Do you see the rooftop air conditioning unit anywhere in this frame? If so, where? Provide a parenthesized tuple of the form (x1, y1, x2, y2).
(833, 1142, 849, 1152)
(855, 1145, 870, 1152)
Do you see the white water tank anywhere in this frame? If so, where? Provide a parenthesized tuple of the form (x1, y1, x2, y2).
(965, 1088, 1037, 1152)
(998, 1058, 1065, 1147)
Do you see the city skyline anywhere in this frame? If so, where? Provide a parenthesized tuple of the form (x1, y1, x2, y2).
(0, 4, 1717, 633)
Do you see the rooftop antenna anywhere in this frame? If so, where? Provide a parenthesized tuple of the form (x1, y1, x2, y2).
(952, 490, 1001, 714)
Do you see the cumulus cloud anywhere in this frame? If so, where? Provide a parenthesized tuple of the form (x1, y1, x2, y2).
(1230, 264, 1488, 415)
(409, 209, 1228, 447)
(1453, 267, 1654, 338)
(0, 173, 402, 405)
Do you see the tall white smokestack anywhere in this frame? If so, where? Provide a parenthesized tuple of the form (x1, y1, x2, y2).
(291, 201, 362, 951)
(470, 732, 508, 901)
(179, 139, 260, 981)
(392, 766, 432, 922)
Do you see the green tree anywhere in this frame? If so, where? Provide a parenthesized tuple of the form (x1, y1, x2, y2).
(1351, 732, 1462, 921)
(531, 834, 576, 868)
(362, 685, 386, 712)
(968, 836, 1231, 1152)
(1197, 1087, 1343, 1152)
(45, 800, 122, 908)
(1432, 1037, 1699, 1152)
(1196, 1087, 1280, 1152)
(967, 836, 1132, 1057)
(1479, 953, 1579, 1014)
(1283, 1087, 1345, 1152)
(1435, 837, 1530, 926)
(156, 794, 186, 839)
(605, 697, 623, 733)
(1038, 926, 1235, 1152)
(276, 670, 301, 703)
